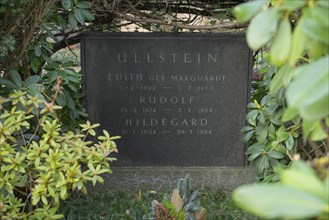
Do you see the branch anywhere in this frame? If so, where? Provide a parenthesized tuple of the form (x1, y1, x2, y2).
(113, 12, 247, 30)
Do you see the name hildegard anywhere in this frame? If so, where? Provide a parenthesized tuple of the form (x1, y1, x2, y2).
(125, 118, 208, 126)
(117, 52, 218, 63)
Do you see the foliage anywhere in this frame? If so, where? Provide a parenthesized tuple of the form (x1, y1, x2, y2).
(232, 0, 329, 219)
(233, 158, 329, 219)
(235, 0, 329, 180)
(60, 187, 258, 220)
(0, 88, 119, 219)
(51, 49, 80, 67)
(144, 177, 206, 220)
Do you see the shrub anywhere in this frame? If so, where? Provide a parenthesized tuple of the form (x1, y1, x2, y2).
(0, 84, 119, 219)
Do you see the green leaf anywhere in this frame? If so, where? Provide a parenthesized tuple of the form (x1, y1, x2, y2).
(270, 18, 292, 67)
(10, 70, 22, 87)
(318, 0, 329, 8)
(241, 126, 255, 132)
(247, 8, 279, 50)
(233, 0, 268, 22)
(243, 130, 255, 142)
(246, 109, 259, 126)
(23, 75, 40, 87)
(286, 56, 329, 121)
(247, 143, 264, 154)
(279, 0, 306, 11)
(0, 78, 19, 89)
(34, 47, 42, 57)
(276, 126, 288, 142)
(301, 8, 329, 45)
(270, 64, 291, 93)
(282, 106, 299, 122)
(284, 135, 294, 150)
(68, 12, 77, 28)
(313, 6, 329, 28)
(80, 9, 94, 21)
(289, 21, 305, 66)
(302, 120, 328, 141)
(267, 151, 284, 159)
(76, 1, 92, 9)
(281, 162, 327, 201)
(61, 0, 72, 10)
(233, 184, 327, 219)
(57, 14, 67, 29)
(74, 9, 85, 25)
(56, 93, 66, 106)
(65, 91, 75, 109)
(257, 126, 268, 144)
(51, 214, 65, 220)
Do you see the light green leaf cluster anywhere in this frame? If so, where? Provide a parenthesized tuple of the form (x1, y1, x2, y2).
(0, 90, 119, 219)
(235, 0, 329, 137)
(233, 0, 329, 218)
(236, 0, 329, 179)
(233, 160, 329, 219)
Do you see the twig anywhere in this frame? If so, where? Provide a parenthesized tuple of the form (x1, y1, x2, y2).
(113, 12, 247, 30)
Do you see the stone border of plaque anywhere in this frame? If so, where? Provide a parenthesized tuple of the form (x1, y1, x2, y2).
(81, 32, 255, 189)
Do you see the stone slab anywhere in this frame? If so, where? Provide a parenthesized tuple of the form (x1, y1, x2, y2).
(96, 166, 257, 191)
(81, 33, 252, 167)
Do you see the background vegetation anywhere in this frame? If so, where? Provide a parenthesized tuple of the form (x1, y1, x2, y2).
(1, 0, 328, 219)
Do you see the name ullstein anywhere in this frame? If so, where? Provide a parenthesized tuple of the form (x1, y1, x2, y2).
(117, 53, 218, 63)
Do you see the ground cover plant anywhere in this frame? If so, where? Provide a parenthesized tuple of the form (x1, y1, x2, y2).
(60, 188, 258, 220)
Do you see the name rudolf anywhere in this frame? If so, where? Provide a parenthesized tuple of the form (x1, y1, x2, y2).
(117, 53, 218, 63)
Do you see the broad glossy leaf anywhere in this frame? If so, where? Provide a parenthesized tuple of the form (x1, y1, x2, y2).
(257, 126, 268, 144)
(61, 0, 71, 10)
(243, 130, 255, 142)
(56, 93, 66, 106)
(10, 70, 22, 87)
(23, 75, 40, 87)
(74, 9, 85, 25)
(284, 135, 294, 150)
(318, 0, 329, 8)
(279, 0, 306, 10)
(267, 151, 284, 159)
(233, 0, 268, 22)
(313, 6, 329, 27)
(287, 56, 329, 121)
(233, 184, 327, 219)
(282, 107, 298, 122)
(76, 1, 92, 9)
(270, 64, 291, 93)
(301, 8, 329, 45)
(246, 109, 259, 126)
(281, 162, 327, 201)
(0, 78, 19, 89)
(57, 14, 67, 29)
(68, 13, 77, 28)
(303, 120, 328, 141)
(247, 8, 279, 50)
(80, 9, 95, 21)
(34, 47, 41, 57)
(270, 18, 292, 66)
(300, 92, 329, 121)
(289, 21, 305, 66)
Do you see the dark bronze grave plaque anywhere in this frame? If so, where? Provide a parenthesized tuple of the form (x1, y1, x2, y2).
(82, 33, 252, 166)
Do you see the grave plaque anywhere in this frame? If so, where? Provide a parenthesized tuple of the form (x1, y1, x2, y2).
(82, 33, 252, 167)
